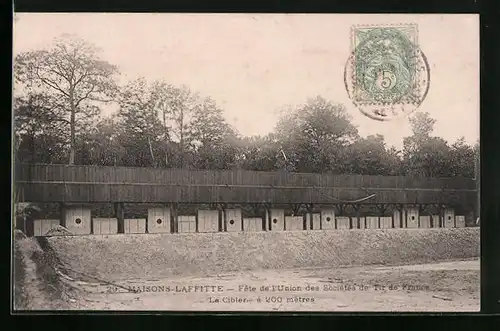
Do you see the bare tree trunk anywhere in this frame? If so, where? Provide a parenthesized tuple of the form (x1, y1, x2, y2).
(163, 110, 168, 167)
(69, 103, 76, 165)
(148, 136, 156, 167)
(179, 108, 184, 168)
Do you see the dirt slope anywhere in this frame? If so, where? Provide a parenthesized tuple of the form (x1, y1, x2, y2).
(13, 231, 75, 310)
(46, 228, 480, 282)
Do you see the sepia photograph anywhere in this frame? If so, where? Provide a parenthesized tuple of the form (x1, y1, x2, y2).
(11, 13, 480, 312)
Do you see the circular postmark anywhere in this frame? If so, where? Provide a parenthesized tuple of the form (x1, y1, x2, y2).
(344, 25, 430, 121)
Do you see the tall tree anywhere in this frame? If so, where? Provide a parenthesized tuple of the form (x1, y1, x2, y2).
(154, 84, 198, 167)
(235, 135, 282, 171)
(186, 97, 239, 169)
(345, 134, 402, 175)
(449, 137, 476, 178)
(14, 34, 119, 164)
(275, 96, 358, 173)
(75, 118, 125, 166)
(186, 97, 235, 147)
(402, 112, 453, 177)
(14, 94, 69, 163)
(409, 111, 436, 139)
(117, 77, 165, 167)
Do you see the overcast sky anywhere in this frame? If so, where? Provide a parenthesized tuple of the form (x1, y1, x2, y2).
(13, 13, 479, 149)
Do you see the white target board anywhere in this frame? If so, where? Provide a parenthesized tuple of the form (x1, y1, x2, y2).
(406, 208, 419, 228)
(225, 209, 242, 232)
(64, 207, 91, 235)
(269, 209, 285, 231)
(321, 209, 335, 230)
(444, 209, 455, 228)
(148, 208, 171, 234)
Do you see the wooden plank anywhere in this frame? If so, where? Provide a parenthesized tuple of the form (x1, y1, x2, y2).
(455, 215, 466, 228)
(243, 218, 262, 232)
(306, 213, 321, 230)
(358, 217, 366, 229)
(93, 218, 101, 234)
(393, 210, 401, 228)
(33, 219, 60, 236)
(366, 216, 378, 229)
(93, 218, 118, 234)
(419, 216, 431, 228)
(124, 219, 146, 234)
(336, 217, 350, 229)
(198, 210, 219, 233)
(115, 202, 124, 234)
(380, 217, 392, 229)
(285, 216, 304, 231)
(34, 220, 42, 237)
(432, 215, 441, 228)
(312, 213, 321, 230)
(178, 216, 196, 233)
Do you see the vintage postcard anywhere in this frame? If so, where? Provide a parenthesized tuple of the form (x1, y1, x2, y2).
(12, 13, 479, 312)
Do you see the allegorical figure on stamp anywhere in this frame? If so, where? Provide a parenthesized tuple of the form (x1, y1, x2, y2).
(345, 24, 430, 121)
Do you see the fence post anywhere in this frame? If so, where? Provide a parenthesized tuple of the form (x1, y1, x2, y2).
(115, 202, 124, 234)
(171, 203, 178, 233)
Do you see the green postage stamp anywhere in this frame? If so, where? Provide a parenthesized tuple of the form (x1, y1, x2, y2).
(344, 24, 430, 121)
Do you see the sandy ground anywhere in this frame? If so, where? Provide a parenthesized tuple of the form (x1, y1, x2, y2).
(60, 259, 479, 312)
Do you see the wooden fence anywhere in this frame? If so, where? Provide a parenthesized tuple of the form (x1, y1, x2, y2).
(15, 163, 478, 206)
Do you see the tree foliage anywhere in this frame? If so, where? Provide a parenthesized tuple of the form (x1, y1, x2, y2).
(13, 35, 478, 179)
(14, 34, 119, 164)
(275, 96, 359, 173)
